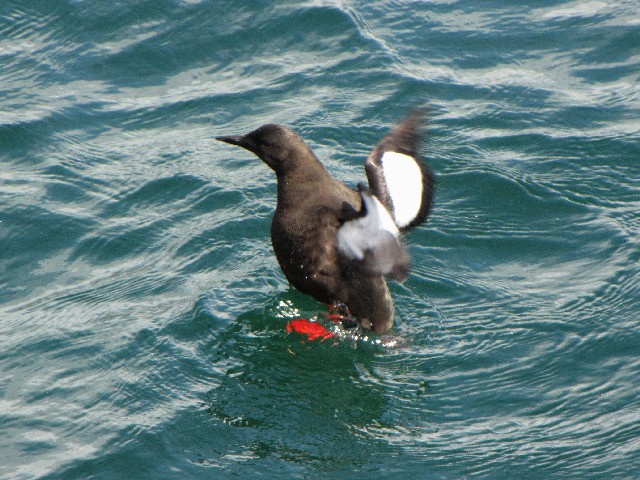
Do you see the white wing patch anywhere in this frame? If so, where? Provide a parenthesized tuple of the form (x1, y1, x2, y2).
(381, 151, 423, 228)
(337, 194, 399, 261)
(337, 190, 409, 281)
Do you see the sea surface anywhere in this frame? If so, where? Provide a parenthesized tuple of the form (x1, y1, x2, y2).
(1, 1, 639, 478)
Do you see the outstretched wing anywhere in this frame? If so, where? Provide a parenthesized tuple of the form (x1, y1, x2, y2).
(336, 184, 410, 282)
(364, 110, 435, 232)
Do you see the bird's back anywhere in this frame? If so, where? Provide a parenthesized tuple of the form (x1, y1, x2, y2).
(270, 171, 357, 302)
(271, 172, 394, 331)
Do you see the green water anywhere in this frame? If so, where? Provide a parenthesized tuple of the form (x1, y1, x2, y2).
(1, 1, 639, 478)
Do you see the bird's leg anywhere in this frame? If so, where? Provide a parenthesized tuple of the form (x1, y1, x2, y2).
(326, 301, 358, 329)
(327, 301, 349, 319)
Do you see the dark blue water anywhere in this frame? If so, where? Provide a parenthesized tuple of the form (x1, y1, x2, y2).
(1, 1, 639, 478)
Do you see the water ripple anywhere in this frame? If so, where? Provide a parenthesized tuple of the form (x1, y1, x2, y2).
(1, 1, 639, 478)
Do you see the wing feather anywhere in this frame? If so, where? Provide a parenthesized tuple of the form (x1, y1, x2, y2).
(365, 109, 435, 231)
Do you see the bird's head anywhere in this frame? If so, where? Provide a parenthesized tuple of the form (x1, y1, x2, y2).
(216, 124, 316, 175)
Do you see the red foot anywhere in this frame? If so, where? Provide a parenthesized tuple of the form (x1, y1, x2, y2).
(286, 319, 336, 341)
(325, 302, 358, 328)
(325, 302, 351, 322)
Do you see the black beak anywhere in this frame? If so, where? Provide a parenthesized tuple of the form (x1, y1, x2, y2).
(215, 134, 260, 156)
(215, 135, 245, 147)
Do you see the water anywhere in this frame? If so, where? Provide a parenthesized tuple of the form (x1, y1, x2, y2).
(1, 1, 639, 478)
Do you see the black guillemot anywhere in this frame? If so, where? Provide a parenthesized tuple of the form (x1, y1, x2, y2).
(216, 110, 434, 334)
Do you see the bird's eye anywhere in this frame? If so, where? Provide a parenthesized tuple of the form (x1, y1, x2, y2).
(261, 140, 273, 148)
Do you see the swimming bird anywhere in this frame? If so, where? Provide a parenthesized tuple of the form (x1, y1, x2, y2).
(216, 111, 434, 333)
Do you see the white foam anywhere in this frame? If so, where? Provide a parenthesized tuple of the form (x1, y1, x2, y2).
(380, 151, 423, 228)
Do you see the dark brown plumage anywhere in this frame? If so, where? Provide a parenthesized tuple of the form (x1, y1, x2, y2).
(216, 111, 434, 333)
